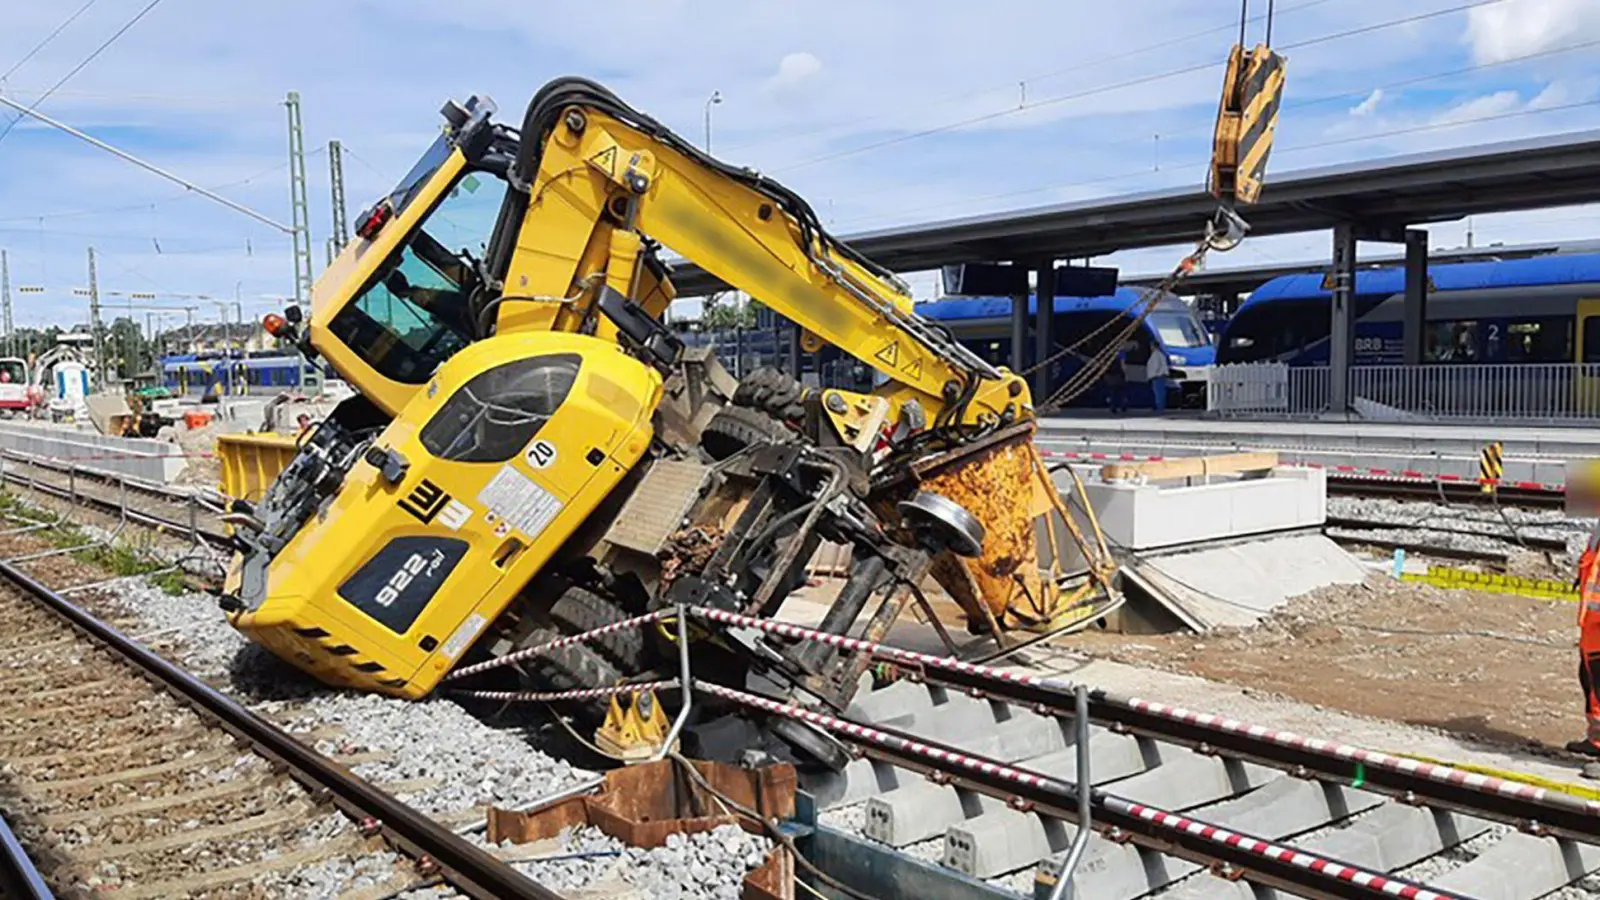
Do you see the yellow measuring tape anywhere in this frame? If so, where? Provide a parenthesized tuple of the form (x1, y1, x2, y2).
(1400, 565, 1577, 602)
(1390, 751, 1600, 801)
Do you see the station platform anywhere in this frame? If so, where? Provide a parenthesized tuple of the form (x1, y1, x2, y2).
(1034, 412, 1588, 488)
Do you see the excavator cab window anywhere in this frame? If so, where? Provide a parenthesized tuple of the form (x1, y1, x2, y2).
(328, 171, 502, 384)
(419, 354, 580, 463)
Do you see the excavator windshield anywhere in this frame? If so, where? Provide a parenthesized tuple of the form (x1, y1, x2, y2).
(307, 93, 515, 413)
(326, 171, 500, 384)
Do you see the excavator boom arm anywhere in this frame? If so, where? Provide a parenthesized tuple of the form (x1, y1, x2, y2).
(482, 79, 1027, 430)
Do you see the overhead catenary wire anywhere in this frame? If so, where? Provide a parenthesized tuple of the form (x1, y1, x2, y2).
(716, 0, 1335, 158)
(832, 34, 1600, 232)
(0, 93, 293, 234)
(774, 0, 1514, 174)
(0, 0, 166, 148)
(0, 0, 104, 83)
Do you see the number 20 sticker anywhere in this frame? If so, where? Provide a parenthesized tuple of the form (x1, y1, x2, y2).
(526, 439, 557, 469)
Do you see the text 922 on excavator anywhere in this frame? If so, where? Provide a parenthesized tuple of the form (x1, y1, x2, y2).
(221, 65, 1282, 763)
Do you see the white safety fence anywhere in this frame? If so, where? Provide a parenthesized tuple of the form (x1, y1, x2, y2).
(1207, 363, 1329, 417)
(1209, 361, 1600, 423)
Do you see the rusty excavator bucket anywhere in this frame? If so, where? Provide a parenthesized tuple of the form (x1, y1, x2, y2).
(907, 423, 1120, 641)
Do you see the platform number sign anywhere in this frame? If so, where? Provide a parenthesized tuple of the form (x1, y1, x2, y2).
(526, 439, 557, 469)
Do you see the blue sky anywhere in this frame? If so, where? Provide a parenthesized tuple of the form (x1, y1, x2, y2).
(0, 0, 1598, 329)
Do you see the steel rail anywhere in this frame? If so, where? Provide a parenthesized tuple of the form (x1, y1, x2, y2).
(0, 465, 233, 548)
(690, 605, 1600, 845)
(702, 682, 1467, 900)
(0, 808, 52, 900)
(0, 557, 564, 900)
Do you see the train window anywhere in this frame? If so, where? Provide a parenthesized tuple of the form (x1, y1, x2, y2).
(1426, 321, 1478, 362)
(1503, 319, 1572, 363)
(1583, 318, 1600, 363)
(1147, 311, 1209, 349)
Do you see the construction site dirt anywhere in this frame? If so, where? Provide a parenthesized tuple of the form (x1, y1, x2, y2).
(1070, 566, 1580, 754)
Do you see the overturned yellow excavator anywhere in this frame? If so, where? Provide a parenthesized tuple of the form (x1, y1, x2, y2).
(217, 43, 1283, 758)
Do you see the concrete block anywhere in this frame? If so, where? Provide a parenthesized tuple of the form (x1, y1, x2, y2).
(945, 807, 1070, 878)
(1300, 804, 1491, 871)
(845, 679, 936, 726)
(864, 780, 1003, 847)
(800, 757, 902, 810)
(1102, 750, 1276, 811)
(1199, 777, 1383, 839)
(1034, 838, 1198, 900)
(0, 424, 185, 483)
(1430, 834, 1600, 899)
(993, 713, 1070, 761)
(940, 730, 1157, 879)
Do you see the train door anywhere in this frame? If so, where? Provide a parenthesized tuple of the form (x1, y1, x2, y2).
(1576, 299, 1600, 413)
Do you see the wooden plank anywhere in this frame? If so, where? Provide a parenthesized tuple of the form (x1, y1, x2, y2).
(7, 727, 214, 767)
(17, 746, 238, 793)
(38, 776, 271, 828)
(101, 834, 362, 900)
(0, 678, 125, 709)
(1101, 450, 1279, 482)
(65, 803, 310, 863)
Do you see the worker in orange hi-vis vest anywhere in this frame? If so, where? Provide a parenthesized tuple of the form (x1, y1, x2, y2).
(1571, 521, 1600, 757)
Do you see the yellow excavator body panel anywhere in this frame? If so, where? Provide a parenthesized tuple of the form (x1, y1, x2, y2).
(230, 330, 661, 698)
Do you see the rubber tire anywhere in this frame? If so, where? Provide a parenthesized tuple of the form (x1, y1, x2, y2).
(549, 586, 651, 673)
(518, 625, 621, 725)
(701, 405, 792, 461)
(733, 367, 806, 422)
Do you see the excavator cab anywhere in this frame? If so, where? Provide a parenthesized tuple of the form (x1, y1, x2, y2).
(284, 95, 513, 418)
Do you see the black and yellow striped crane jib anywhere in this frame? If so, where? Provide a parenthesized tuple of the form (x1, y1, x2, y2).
(1209, 43, 1287, 207)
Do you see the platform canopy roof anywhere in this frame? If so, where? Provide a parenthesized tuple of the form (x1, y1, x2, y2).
(667, 129, 1600, 297)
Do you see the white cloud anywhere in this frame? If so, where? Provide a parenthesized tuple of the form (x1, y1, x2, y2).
(1429, 89, 1522, 126)
(764, 52, 823, 93)
(1350, 88, 1384, 117)
(1465, 0, 1600, 64)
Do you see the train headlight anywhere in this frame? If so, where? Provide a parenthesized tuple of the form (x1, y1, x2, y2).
(1168, 353, 1185, 367)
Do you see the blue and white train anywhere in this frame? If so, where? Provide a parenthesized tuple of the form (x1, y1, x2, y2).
(916, 288, 1216, 408)
(1218, 253, 1600, 367)
(160, 353, 325, 397)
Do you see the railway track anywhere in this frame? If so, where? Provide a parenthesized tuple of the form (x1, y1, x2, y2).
(3, 446, 1597, 895)
(679, 608, 1600, 899)
(0, 530, 559, 899)
(0, 451, 232, 550)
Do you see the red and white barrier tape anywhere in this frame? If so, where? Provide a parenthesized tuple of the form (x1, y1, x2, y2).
(698, 681, 1462, 900)
(689, 605, 1600, 818)
(440, 608, 672, 681)
(449, 679, 677, 703)
(1033, 448, 1566, 493)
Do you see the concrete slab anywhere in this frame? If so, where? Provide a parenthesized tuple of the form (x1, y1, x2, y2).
(1034, 837, 1197, 900)
(801, 757, 903, 810)
(1100, 749, 1277, 811)
(0, 424, 185, 483)
(1128, 533, 1368, 629)
(864, 780, 1004, 847)
(1300, 804, 1492, 871)
(1199, 778, 1382, 840)
(945, 745, 1273, 879)
(1429, 833, 1600, 899)
(1042, 465, 1329, 574)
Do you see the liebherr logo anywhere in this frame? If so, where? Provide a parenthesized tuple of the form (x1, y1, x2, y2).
(397, 478, 450, 523)
(374, 549, 446, 608)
